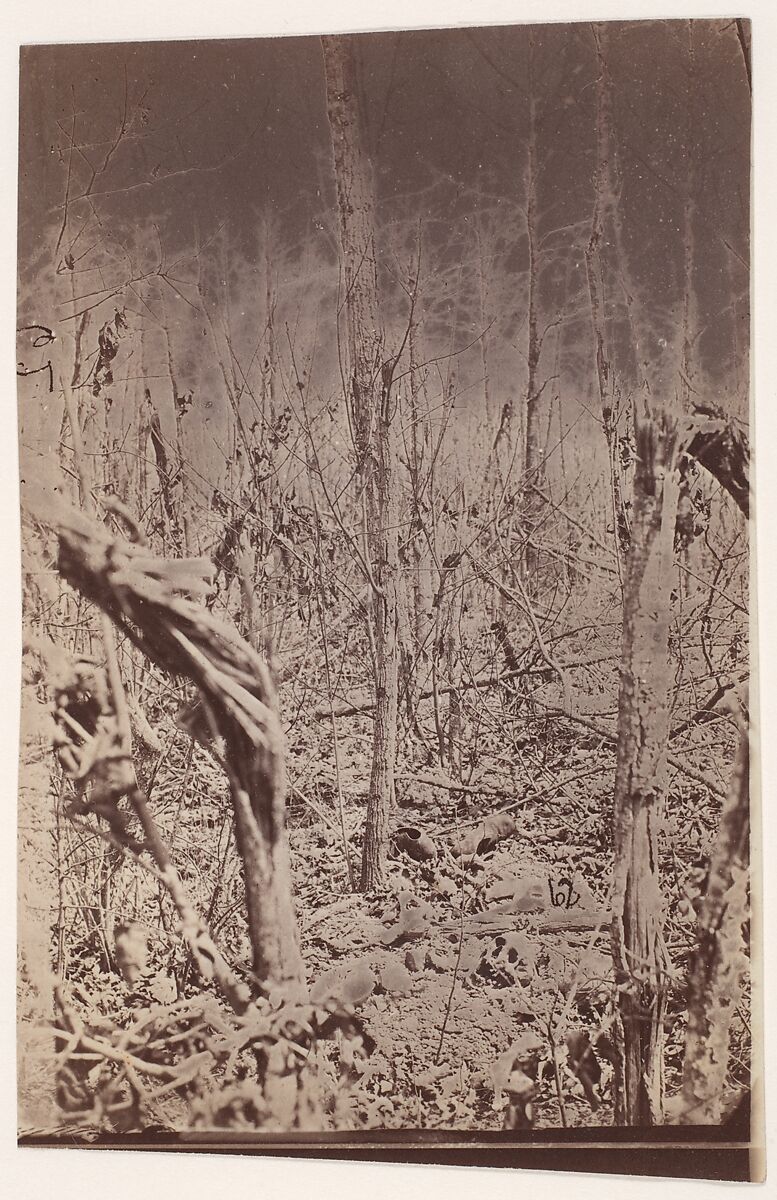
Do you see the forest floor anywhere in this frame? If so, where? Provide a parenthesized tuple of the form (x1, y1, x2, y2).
(20, 668, 746, 1134)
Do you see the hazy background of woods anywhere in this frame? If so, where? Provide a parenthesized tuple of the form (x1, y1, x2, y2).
(15, 17, 755, 1152)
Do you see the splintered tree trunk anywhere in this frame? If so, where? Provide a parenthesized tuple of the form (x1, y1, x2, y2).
(40, 499, 306, 1001)
(322, 34, 399, 890)
(611, 412, 681, 1126)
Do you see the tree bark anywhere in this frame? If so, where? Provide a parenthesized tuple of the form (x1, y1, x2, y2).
(679, 721, 750, 1123)
(408, 323, 434, 675)
(522, 31, 545, 586)
(524, 31, 543, 489)
(611, 411, 681, 1126)
(322, 34, 399, 890)
(585, 25, 631, 560)
(36, 499, 306, 998)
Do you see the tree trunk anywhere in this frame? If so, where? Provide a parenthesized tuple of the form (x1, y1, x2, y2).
(17, 664, 58, 1129)
(408, 324, 434, 676)
(611, 411, 681, 1126)
(585, 24, 632, 561)
(524, 30, 542, 488)
(680, 22, 699, 410)
(322, 34, 399, 890)
(39, 499, 306, 1000)
(679, 720, 750, 1123)
(522, 31, 545, 586)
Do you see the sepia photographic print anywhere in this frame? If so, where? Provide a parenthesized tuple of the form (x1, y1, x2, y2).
(14, 8, 764, 1185)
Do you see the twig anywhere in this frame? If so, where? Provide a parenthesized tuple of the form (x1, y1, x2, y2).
(314, 656, 614, 721)
(51, 1026, 188, 1080)
(547, 1020, 569, 1128)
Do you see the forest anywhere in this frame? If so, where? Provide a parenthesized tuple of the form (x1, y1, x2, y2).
(16, 19, 754, 1145)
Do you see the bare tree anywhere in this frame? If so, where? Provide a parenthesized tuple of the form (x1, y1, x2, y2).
(610, 410, 682, 1125)
(322, 34, 400, 889)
